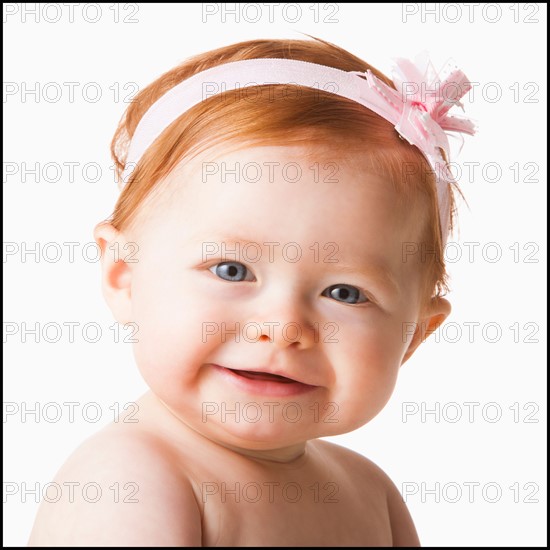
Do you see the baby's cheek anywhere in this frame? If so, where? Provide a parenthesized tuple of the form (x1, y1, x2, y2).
(130, 280, 236, 383)
(344, 313, 406, 366)
(333, 321, 404, 400)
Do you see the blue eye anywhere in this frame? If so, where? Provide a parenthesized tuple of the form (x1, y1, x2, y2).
(209, 262, 255, 282)
(323, 284, 368, 304)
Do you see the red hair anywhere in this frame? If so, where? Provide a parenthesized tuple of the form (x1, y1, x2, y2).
(109, 37, 461, 305)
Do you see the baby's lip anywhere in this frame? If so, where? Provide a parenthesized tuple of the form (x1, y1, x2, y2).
(212, 364, 318, 387)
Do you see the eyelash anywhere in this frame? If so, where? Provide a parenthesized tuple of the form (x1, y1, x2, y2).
(207, 261, 370, 305)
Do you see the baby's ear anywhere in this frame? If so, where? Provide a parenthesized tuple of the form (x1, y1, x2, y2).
(93, 222, 133, 324)
(401, 297, 451, 365)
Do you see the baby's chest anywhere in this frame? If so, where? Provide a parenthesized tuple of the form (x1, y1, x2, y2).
(200, 482, 393, 546)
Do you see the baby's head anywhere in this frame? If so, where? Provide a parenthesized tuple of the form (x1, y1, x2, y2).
(95, 38, 473, 452)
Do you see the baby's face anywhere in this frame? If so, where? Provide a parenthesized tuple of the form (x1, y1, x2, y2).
(122, 144, 428, 451)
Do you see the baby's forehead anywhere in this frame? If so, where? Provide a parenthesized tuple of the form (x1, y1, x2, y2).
(177, 142, 360, 177)
(137, 150, 418, 252)
(144, 142, 414, 217)
(160, 142, 405, 208)
(162, 145, 395, 210)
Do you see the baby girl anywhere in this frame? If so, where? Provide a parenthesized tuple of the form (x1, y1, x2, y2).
(29, 37, 475, 546)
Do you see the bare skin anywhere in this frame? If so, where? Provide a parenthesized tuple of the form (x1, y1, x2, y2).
(29, 391, 419, 547)
(29, 144, 448, 546)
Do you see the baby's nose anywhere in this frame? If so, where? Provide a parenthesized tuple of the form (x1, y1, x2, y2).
(248, 294, 317, 350)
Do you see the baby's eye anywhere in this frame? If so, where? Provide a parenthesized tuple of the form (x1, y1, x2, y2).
(209, 261, 255, 282)
(322, 284, 368, 304)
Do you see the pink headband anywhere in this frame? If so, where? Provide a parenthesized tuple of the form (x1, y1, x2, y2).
(121, 54, 476, 244)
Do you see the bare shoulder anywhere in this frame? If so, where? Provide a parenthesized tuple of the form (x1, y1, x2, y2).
(28, 424, 202, 547)
(313, 439, 421, 547)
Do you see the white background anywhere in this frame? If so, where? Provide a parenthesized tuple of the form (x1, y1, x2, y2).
(3, 2, 547, 546)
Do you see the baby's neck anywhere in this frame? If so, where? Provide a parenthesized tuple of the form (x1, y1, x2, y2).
(213, 439, 309, 464)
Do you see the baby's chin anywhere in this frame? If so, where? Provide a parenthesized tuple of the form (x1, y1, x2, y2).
(183, 403, 362, 452)
(149, 384, 375, 452)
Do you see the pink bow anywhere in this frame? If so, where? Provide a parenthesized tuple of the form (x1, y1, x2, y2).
(357, 53, 476, 161)
(353, 53, 476, 245)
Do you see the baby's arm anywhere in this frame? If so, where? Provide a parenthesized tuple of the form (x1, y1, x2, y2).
(385, 476, 421, 547)
(28, 430, 202, 547)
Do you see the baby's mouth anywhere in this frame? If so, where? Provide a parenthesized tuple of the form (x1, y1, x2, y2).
(230, 369, 297, 384)
(213, 364, 319, 396)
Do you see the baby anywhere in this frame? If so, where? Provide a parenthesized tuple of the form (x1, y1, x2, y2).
(29, 38, 475, 546)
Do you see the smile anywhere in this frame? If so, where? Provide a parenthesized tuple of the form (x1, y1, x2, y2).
(211, 364, 319, 397)
(230, 369, 298, 383)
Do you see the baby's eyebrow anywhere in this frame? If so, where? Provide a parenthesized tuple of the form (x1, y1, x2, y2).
(191, 235, 278, 259)
(193, 235, 269, 248)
